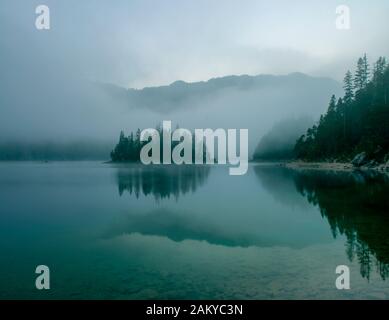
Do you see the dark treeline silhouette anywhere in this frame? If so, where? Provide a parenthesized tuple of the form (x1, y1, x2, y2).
(111, 128, 143, 162)
(110, 124, 208, 163)
(295, 55, 389, 162)
(116, 165, 210, 201)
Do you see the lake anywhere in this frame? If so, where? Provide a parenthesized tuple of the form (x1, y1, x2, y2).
(0, 162, 388, 299)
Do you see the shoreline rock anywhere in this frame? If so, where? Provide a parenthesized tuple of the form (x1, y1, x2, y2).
(282, 160, 389, 173)
(351, 152, 368, 167)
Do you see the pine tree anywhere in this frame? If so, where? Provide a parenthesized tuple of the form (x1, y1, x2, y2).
(354, 57, 364, 91)
(354, 54, 370, 92)
(372, 57, 387, 105)
(343, 70, 354, 104)
(373, 57, 386, 81)
(384, 64, 389, 105)
(327, 95, 337, 114)
(362, 54, 370, 86)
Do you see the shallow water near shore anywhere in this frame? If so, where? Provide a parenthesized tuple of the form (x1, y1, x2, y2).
(0, 161, 388, 299)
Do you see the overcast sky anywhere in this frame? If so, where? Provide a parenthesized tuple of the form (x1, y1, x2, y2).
(1, 0, 389, 88)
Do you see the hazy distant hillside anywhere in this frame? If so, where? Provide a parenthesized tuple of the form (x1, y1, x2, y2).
(101, 73, 342, 114)
(0, 141, 112, 161)
(100, 73, 342, 154)
(1, 71, 342, 157)
(253, 117, 313, 161)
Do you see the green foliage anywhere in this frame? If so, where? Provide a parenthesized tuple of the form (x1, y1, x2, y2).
(295, 55, 389, 161)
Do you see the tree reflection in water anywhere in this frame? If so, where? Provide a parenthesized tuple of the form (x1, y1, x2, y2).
(116, 164, 210, 201)
(255, 166, 389, 280)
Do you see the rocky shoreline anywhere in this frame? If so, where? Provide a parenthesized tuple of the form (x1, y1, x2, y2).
(283, 159, 389, 173)
(278, 148, 389, 173)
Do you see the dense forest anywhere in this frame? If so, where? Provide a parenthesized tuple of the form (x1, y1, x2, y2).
(295, 55, 389, 163)
(111, 129, 144, 162)
(110, 124, 208, 163)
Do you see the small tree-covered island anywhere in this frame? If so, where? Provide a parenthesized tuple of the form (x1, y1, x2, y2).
(110, 124, 209, 163)
(110, 121, 249, 176)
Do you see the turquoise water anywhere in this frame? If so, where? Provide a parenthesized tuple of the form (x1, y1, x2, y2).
(0, 162, 388, 299)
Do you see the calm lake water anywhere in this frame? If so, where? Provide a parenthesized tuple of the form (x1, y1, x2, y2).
(0, 162, 388, 299)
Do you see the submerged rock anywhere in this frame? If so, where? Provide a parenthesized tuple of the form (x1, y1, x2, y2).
(352, 152, 368, 167)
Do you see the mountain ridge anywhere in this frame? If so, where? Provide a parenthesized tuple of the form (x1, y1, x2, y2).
(101, 72, 339, 93)
(97, 72, 342, 114)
